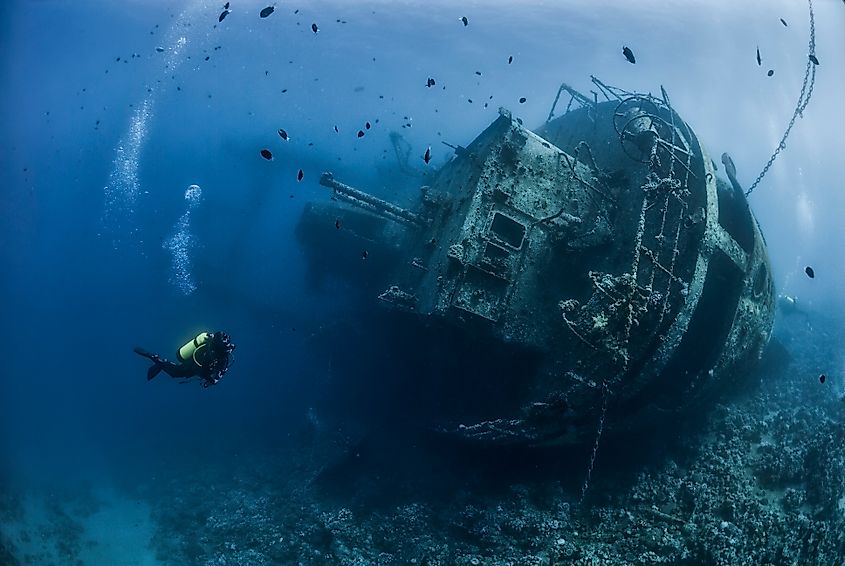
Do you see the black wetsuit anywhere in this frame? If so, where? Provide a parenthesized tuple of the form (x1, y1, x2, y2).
(134, 349, 197, 378)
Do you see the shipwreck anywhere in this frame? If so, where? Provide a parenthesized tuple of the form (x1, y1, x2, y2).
(296, 78, 775, 446)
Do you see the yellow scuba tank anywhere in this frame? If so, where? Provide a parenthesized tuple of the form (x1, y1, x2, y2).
(177, 332, 210, 365)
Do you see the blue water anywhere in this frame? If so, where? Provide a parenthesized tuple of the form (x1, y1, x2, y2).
(2, 1, 844, 564)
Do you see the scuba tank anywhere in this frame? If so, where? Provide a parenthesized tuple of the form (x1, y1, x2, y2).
(177, 332, 212, 366)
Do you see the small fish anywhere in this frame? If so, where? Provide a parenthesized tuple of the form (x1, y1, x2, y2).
(805, 266, 815, 278)
(335, 219, 342, 229)
(426, 77, 436, 87)
(756, 46, 761, 66)
(297, 169, 304, 181)
(156, 46, 164, 53)
(460, 16, 468, 26)
(224, 1, 229, 9)
(365, 121, 371, 130)
(809, 54, 819, 65)
(424, 146, 431, 164)
(780, 18, 787, 26)
(334, 125, 339, 133)
(819, 374, 826, 384)
(357, 130, 365, 137)
(519, 97, 526, 103)
(218, 10, 229, 22)
(205, 56, 210, 61)
(622, 46, 636, 64)
(260, 149, 273, 160)
(475, 71, 482, 76)
(508, 55, 513, 64)
(361, 250, 369, 260)
(767, 69, 774, 76)
(278, 128, 289, 141)
(311, 23, 319, 33)
(260, 6, 274, 18)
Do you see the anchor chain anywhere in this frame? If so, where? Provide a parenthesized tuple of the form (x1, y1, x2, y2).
(580, 381, 610, 502)
(745, 0, 817, 197)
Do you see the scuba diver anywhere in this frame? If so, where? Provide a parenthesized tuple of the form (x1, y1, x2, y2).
(134, 331, 235, 388)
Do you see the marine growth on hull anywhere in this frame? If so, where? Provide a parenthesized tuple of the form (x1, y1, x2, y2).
(298, 78, 775, 445)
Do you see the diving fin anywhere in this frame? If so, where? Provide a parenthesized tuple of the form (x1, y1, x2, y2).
(134, 347, 154, 359)
(147, 363, 163, 381)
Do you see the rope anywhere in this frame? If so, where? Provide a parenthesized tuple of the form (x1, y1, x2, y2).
(745, 0, 817, 197)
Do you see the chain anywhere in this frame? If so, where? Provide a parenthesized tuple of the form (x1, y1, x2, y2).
(745, 0, 817, 196)
(580, 381, 609, 503)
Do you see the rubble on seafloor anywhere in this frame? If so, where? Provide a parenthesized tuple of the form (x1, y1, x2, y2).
(0, 488, 24, 566)
(135, 311, 844, 566)
(1, 311, 841, 565)
(0, 484, 102, 566)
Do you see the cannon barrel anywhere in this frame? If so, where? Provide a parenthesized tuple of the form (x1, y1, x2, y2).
(319, 172, 424, 227)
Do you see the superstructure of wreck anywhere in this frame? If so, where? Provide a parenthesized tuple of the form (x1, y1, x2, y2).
(296, 77, 775, 445)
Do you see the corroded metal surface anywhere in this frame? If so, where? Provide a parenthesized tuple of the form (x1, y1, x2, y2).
(299, 81, 775, 445)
